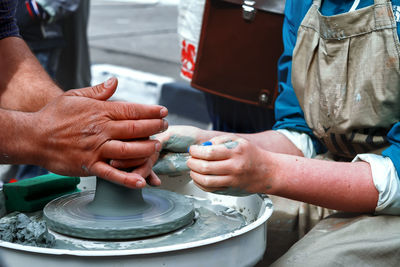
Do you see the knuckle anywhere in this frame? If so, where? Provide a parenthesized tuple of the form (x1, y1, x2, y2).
(232, 162, 245, 174)
(130, 122, 137, 135)
(102, 168, 114, 180)
(126, 104, 138, 118)
(235, 144, 244, 155)
(202, 176, 211, 187)
(119, 142, 129, 155)
(200, 161, 209, 173)
(92, 85, 104, 95)
(204, 149, 214, 159)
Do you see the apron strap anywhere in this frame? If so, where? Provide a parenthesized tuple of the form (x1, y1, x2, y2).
(312, 0, 322, 8)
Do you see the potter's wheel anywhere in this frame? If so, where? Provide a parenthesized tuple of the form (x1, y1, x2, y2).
(0, 175, 273, 267)
(43, 178, 195, 240)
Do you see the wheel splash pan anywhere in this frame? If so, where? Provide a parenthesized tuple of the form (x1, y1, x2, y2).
(0, 175, 273, 267)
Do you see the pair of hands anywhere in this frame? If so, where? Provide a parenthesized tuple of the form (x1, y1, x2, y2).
(35, 76, 272, 193)
(154, 126, 274, 195)
(30, 77, 167, 188)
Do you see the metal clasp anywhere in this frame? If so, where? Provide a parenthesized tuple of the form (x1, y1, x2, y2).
(242, 0, 256, 21)
(259, 92, 270, 106)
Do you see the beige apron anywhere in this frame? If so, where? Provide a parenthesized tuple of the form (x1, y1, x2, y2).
(263, 0, 400, 266)
(292, 0, 400, 159)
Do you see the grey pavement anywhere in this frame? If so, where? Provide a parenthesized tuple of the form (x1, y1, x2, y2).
(88, 0, 211, 129)
(88, 0, 182, 80)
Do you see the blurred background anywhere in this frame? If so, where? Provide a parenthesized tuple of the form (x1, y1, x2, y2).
(89, 0, 211, 129)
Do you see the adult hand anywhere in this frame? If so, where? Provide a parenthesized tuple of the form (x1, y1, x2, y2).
(30, 77, 168, 188)
(187, 134, 275, 195)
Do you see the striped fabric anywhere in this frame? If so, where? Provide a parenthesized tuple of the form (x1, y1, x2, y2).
(0, 0, 20, 40)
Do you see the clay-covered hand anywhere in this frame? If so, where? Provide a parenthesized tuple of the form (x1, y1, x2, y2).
(149, 125, 211, 178)
(30, 77, 168, 188)
(153, 125, 211, 152)
(187, 134, 275, 195)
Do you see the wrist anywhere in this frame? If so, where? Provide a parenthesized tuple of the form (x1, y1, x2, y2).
(0, 110, 38, 165)
(261, 151, 286, 195)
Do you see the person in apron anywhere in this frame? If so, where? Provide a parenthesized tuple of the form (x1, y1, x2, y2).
(154, 0, 400, 265)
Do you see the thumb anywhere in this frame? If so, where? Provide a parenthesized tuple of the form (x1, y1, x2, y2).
(65, 77, 118, 100)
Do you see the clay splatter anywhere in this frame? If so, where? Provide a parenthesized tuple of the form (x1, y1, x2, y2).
(213, 187, 252, 197)
(162, 135, 196, 153)
(153, 152, 190, 176)
(224, 141, 238, 150)
(0, 212, 55, 248)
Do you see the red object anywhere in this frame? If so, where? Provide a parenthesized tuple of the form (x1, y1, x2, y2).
(25, 1, 35, 19)
(8, 179, 18, 183)
(181, 40, 196, 79)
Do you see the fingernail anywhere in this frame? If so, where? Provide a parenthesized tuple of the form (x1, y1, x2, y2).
(201, 141, 213, 146)
(163, 119, 169, 130)
(104, 77, 116, 88)
(155, 142, 161, 152)
(160, 107, 168, 117)
(136, 180, 144, 187)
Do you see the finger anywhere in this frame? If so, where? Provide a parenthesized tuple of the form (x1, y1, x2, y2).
(189, 143, 232, 161)
(131, 159, 154, 181)
(65, 77, 118, 101)
(110, 158, 148, 169)
(91, 161, 146, 188)
(106, 119, 168, 140)
(102, 139, 162, 159)
(210, 134, 245, 148)
(104, 101, 168, 120)
(190, 170, 233, 188)
(187, 157, 232, 175)
(152, 131, 171, 144)
(146, 170, 161, 186)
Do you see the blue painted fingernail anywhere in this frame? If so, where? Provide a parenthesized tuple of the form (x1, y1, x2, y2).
(201, 141, 213, 146)
(187, 141, 212, 152)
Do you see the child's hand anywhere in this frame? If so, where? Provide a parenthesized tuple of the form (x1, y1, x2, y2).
(187, 134, 274, 195)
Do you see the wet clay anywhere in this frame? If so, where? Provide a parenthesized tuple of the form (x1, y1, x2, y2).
(86, 178, 150, 216)
(51, 198, 248, 251)
(153, 152, 190, 176)
(224, 141, 239, 150)
(0, 212, 55, 248)
(213, 187, 252, 197)
(162, 135, 196, 152)
(44, 178, 195, 240)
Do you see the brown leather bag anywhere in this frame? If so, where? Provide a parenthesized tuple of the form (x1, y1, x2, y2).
(191, 0, 285, 108)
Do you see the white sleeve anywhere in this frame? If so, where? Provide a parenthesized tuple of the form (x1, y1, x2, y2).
(352, 154, 400, 215)
(276, 129, 317, 158)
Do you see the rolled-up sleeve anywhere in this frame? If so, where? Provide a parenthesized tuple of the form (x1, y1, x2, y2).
(350, 123, 400, 215)
(0, 0, 20, 40)
(272, 0, 326, 154)
(382, 123, 400, 176)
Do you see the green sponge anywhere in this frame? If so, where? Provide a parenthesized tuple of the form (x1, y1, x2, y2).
(3, 173, 80, 213)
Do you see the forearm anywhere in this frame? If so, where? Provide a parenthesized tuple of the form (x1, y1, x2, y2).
(0, 37, 63, 111)
(268, 152, 379, 212)
(239, 130, 304, 156)
(0, 108, 36, 164)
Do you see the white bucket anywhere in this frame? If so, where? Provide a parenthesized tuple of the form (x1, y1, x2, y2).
(0, 175, 273, 267)
(178, 0, 206, 81)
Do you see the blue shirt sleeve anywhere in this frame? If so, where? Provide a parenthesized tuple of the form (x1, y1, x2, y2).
(272, 0, 326, 154)
(273, 0, 400, 162)
(0, 0, 20, 40)
(382, 123, 400, 176)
